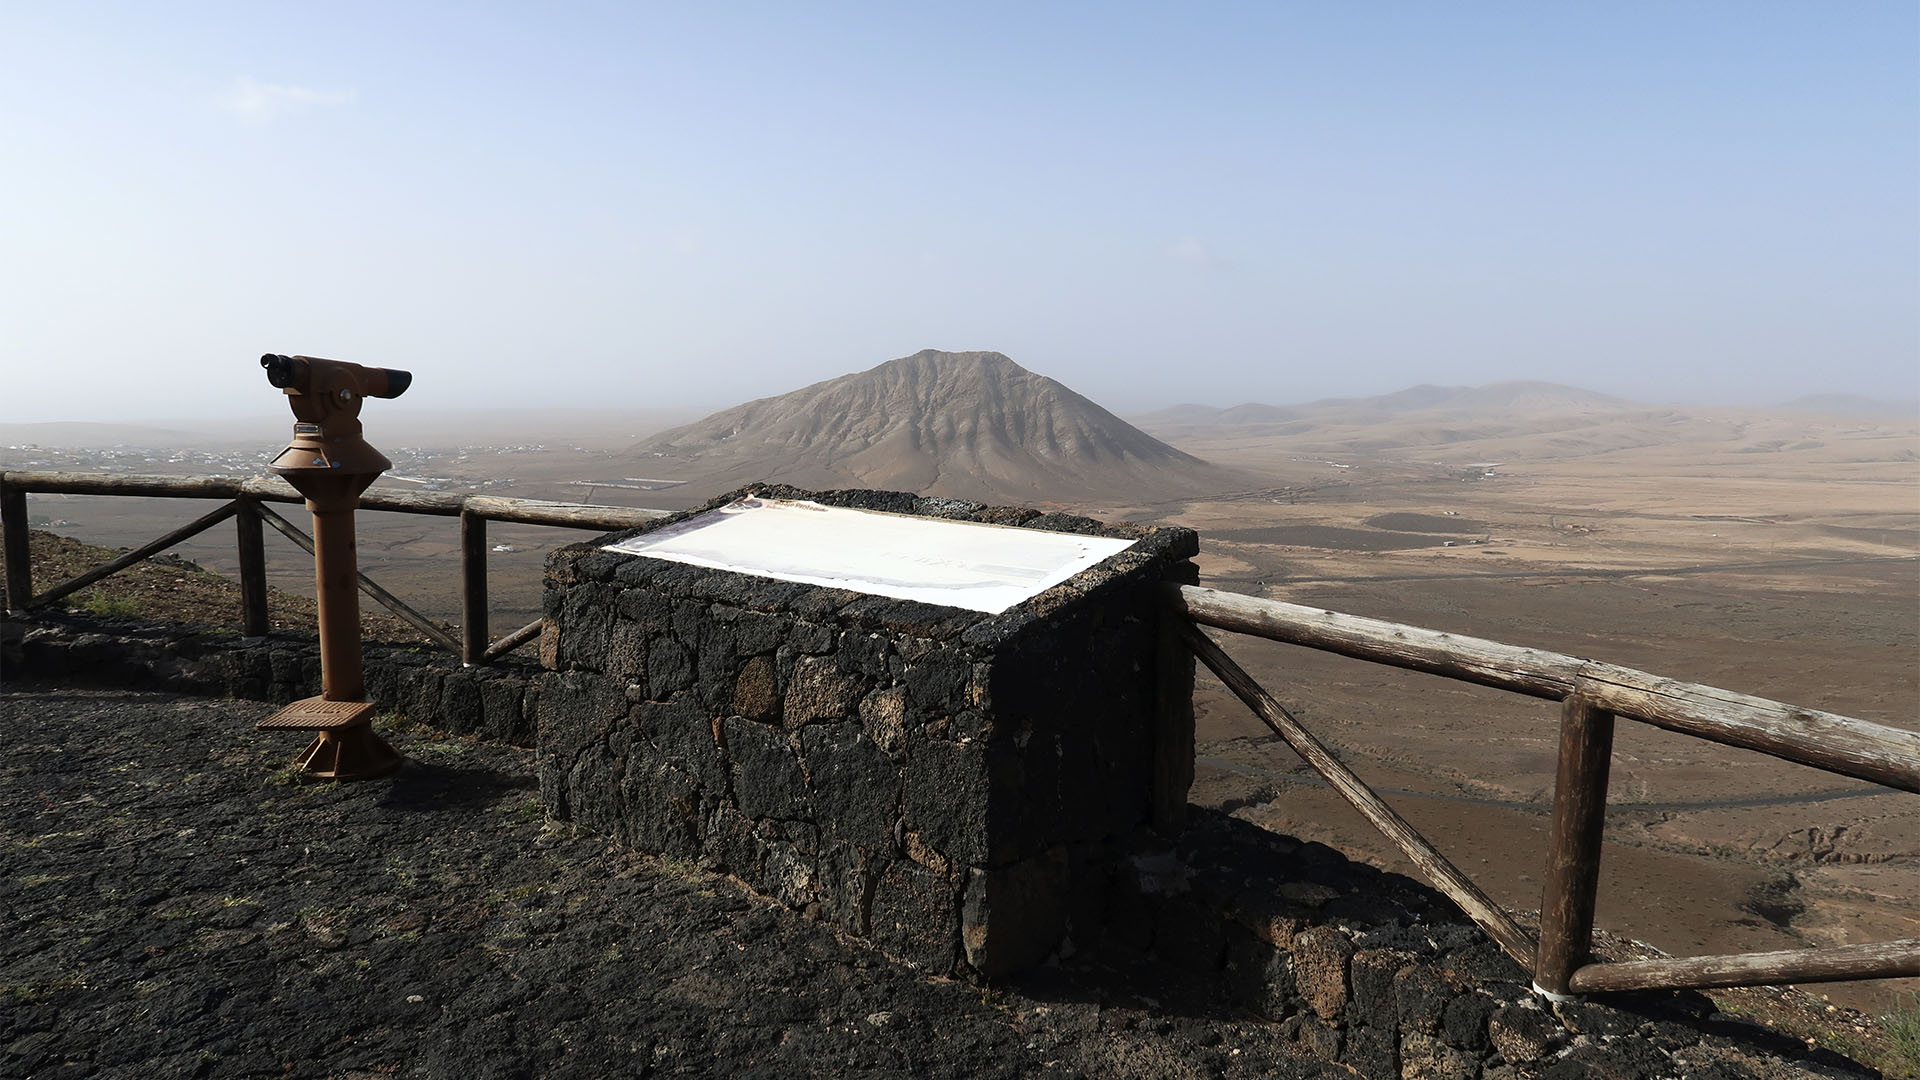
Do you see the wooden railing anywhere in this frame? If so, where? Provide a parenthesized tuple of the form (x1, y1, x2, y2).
(1165, 584, 1920, 996)
(5, 470, 1915, 997)
(0, 470, 668, 665)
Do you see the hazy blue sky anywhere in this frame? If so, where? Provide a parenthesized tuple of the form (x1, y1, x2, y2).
(3, 2, 1915, 423)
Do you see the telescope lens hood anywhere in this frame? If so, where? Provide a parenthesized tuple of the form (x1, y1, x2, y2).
(378, 368, 412, 399)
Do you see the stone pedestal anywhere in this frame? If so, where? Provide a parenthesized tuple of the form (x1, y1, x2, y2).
(537, 486, 1196, 976)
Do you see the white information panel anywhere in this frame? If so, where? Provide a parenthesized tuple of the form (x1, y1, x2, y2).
(602, 497, 1135, 614)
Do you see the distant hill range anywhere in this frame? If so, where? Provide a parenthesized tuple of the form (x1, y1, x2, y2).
(1131, 381, 1668, 457)
(1136, 381, 1635, 434)
(1131, 379, 1919, 465)
(0, 421, 231, 450)
(1777, 393, 1919, 418)
(623, 349, 1248, 504)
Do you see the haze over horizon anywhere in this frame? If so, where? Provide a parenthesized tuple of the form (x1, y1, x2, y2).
(3, 3, 1915, 425)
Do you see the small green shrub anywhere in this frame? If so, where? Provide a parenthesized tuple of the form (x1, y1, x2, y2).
(72, 592, 144, 617)
(1884, 992, 1920, 1078)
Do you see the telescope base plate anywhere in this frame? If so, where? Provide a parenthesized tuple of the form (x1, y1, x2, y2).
(258, 697, 378, 731)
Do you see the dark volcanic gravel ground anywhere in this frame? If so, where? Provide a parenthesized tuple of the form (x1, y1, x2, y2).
(0, 688, 1341, 1080)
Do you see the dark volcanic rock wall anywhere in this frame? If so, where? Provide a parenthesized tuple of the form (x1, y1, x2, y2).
(4, 610, 539, 745)
(536, 485, 1200, 977)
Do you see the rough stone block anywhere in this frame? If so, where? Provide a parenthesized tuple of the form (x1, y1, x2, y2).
(634, 698, 726, 792)
(1293, 926, 1355, 1021)
(1224, 926, 1295, 1021)
(1283, 1016, 1342, 1060)
(538, 617, 560, 669)
(699, 805, 764, 880)
(1399, 1032, 1480, 1080)
(905, 738, 991, 866)
(871, 859, 956, 973)
(1488, 1004, 1561, 1064)
(557, 584, 614, 670)
(732, 654, 779, 721)
(1394, 964, 1454, 1037)
(1441, 991, 1497, 1052)
(902, 651, 969, 713)
(267, 647, 303, 685)
(856, 685, 907, 756)
(479, 678, 525, 744)
(406, 669, 443, 724)
(799, 722, 899, 849)
(618, 761, 701, 857)
(605, 622, 647, 683)
(1342, 1021, 1396, 1079)
(836, 630, 891, 680)
(439, 674, 482, 734)
(960, 849, 1068, 976)
(645, 638, 692, 699)
(1349, 947, 1415, 1031)
(693, 621, 740, 713)
(1061, 842, 1112, 947)
(1104, 872, 1156, 953)
(782, 655, 862, 727)
(724, 717, 810, 822)
(717, 607, 787, 655)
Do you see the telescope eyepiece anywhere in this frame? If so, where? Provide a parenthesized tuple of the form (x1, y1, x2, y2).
(261, 353, 305, 389)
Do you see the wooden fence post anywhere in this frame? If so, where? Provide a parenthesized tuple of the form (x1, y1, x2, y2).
(1, 481, 30, 613)
(236, 498, 269, 636)
(461, 509, 488, 666)
(1536, 694, 1616, 996)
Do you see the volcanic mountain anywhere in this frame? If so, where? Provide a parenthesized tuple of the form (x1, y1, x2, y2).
(625, 350, 1247, 504)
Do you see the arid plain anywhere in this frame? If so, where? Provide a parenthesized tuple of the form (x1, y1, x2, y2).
(7, 378, 1916, 1012)
(1104, 392, 1920, 1015)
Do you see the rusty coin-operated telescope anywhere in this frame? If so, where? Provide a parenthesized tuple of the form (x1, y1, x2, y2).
(255, 353, 412, 780)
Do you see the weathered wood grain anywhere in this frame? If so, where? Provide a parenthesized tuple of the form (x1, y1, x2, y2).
(1535, 696, 1615, 996)
(1, 483, 31, 612)
(1167, 584, 1919, 793)
(461, 509, 488, 665)
(1568, 939, 1920, 993)
(482, 618, 544, 663)
(235, 500, 269, 637)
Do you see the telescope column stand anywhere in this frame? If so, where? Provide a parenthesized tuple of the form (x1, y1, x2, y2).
(256, 490, 401, 781)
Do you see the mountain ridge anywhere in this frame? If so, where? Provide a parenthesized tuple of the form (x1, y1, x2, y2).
(626, 349, 1246, 504)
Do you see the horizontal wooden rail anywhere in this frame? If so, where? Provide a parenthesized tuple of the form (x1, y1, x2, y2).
(1167, 584, 1920, 793)
(0, 471, 670, 532)
(0, 472, 265, 500)
(1, 470, 671, 667)
(462, 495, 667, 530)
(1567, 939, 1920, 993)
